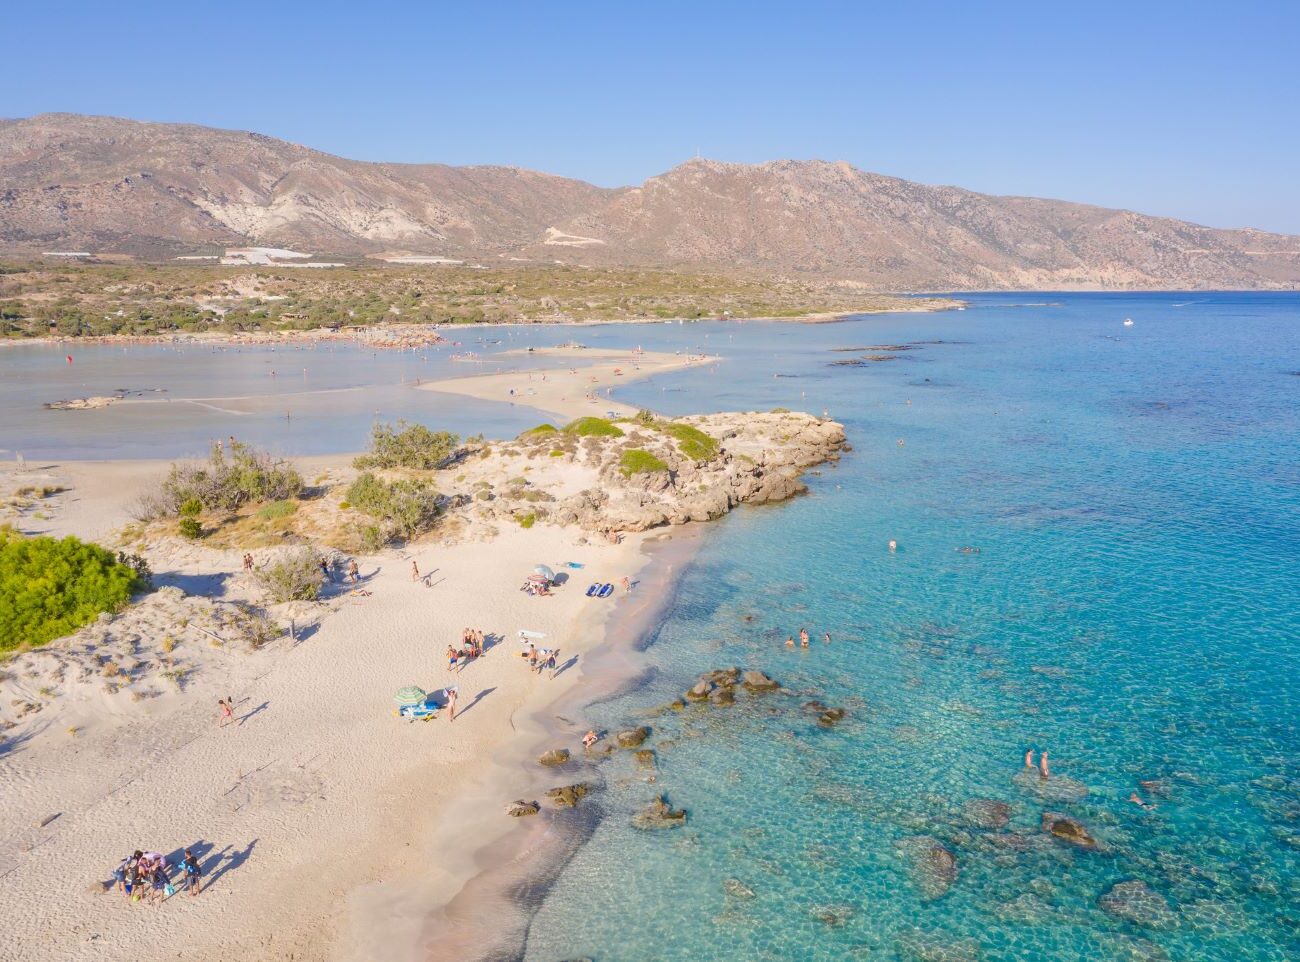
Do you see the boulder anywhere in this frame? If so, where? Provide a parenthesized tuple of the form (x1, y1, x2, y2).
(506, 799, 540, 817)
(723, 878, 755, 900)
(685, 680, 714, 701)
(538, 748, 570, 767)
(616, 726, 650, 748)
(809, 904, 854, 927)
(709, 687, 736, 706)
(817, 707, 846, 727)
(963, 799, 1012, 830)
(631, 795, 687, 830)
(633, 749, 656, 766)
(1098, 880, 1178, 929)
(544, 783, 590, 809)
(1041, 812, 1100, 850)
(741, 670, 780, 691)
(901, 836, 958, 900)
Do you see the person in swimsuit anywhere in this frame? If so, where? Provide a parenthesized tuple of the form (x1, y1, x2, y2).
(800, 629, 810, 648)
(181, 848, 202, 896)
(447, 645, 458, 672)
(582, 730, 599, 748)
(1024, 749, 1035, 769)
(218, 698, 234, 728)
(1039, 750, 1050, 778)
(410, 560, 420, 582)
(546, 648, 559, 677)
(786, 636, 795, 648)
(347, 559, 359, 583)
(447, 686, 458, 722)
(824, 632, 832, 644)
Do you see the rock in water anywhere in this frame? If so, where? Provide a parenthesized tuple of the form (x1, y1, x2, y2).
(631, 795, 687, 830)
(901, 836, 959, 900)
(538, 748, 570, 767)
(633, 749, 656, 766)
(616, 726, 651, 748)
(723, 878, 755, 899)
(741, 670, 780, 691)
(1041, 812, 1101, 850)
(1098, 880, 1178, 929)
(963, 799, 1012, 830)
(506, 800, 540, 817)
(544, 784, 590, 808)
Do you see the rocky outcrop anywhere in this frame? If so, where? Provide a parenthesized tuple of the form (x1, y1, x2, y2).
(544, 783, 590, 809)
(631, 795, 687, 830)
(537, 748, 570, 767)
(741, 670, 780, 691)
(900, 836, 959, 901)
(506, 799, 540, 817)
(963, 799, 1012, 830)
(1041, 812, 1101, 850)
(615, 727, 650, 748)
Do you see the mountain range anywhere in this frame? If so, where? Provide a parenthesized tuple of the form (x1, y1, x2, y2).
(2, 113, 1297, 290)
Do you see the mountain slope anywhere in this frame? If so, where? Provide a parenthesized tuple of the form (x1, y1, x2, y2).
(2, 113, 1297, 289)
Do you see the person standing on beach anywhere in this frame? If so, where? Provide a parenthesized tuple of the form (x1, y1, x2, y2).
(411, 560, 420, 582)
(447, 645, 459, 673)
(348, 559, 360, 583)
(546, 648, 559, 677)
(181, 849, 202, 896)
(218, 698, 233, 728)
(622, 576, 631, 594)
(447, 685, 458, 722)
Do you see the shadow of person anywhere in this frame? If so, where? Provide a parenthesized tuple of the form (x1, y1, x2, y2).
(205, 838, 259, 890)
(552, 655, 579, 679)
(454, 687, 497, 719)
(237, 702, 270, 726)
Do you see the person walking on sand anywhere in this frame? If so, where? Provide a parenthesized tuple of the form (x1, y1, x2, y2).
(181, 848, 202, 896)
(348, 559, 360, 583)
(1039, 750, 1050, 779)
(319, 558, 332, 583)
(546, 648, 559, 677)
(410, 560, 420, 582)
(447, 685, 458, 722)
(447, 645, 459, 673)
(622, 576, 631, 594)
(218, 698, 233, 728)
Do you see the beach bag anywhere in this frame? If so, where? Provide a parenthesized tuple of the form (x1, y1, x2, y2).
(164, 882, 176, 898)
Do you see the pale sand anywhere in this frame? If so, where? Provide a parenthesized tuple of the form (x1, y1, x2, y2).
(418, 346, 718, 421)
(0, 456, 662, 962)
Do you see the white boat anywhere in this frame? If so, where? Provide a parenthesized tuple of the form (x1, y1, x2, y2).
(1123, 318, 1134, 327)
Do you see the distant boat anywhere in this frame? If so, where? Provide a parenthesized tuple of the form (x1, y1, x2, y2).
(1123, 318, 1135, 327)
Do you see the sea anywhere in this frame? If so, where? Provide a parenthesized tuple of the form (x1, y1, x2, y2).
(3, 293, 1297, 960)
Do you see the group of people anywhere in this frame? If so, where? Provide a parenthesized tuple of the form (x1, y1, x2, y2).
(447, 628, 487, 672)
(321, 557, 361, 583)
(112, 849, 202, 903)
(521, 578, 551, 596)
(523, 642, 560, 678)
(785, 628, 831, 649)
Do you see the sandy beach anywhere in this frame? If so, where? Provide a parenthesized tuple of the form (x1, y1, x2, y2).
(419, 346, 718, 421)
(0, 450, 662, 962)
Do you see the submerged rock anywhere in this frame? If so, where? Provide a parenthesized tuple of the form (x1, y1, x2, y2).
(538, 748, 571, 767)
(900, 836, 959, 900)
(632, 795, 687, 830)
(709, 687, 736, 706)
(1097, 880, 1178, 929)
(506, 799, 540, 817)
(633, 749, 656, 766)
(1041, 812, 1101, 850)
(544, 783, 590, 808)
(723, 877, 755, 900)
(963, 798, 1012, 830)
(810, 904, 855, 927)
(895, 929, 981, 962)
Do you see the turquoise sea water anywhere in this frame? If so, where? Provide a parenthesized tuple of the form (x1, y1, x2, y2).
(521, 294, 1300, 961)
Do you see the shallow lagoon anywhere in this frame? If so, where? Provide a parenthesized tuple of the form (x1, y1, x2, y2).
(522, 293, 1300, 961)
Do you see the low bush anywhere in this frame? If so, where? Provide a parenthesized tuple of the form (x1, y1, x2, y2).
(520, 423, 558, 437)
(564, 417, 624, 438)
(143, 442, 303, 519)
(660, 422, 719, 460)
(354, 420, 460, 470)
(256, 500, 298, 521)
(619, 449, 670, 476)
(347, 472, 441, 543)
(178, 518, 204, 540)
(254, 547, 323, 604)
(517, 512, 536, 529)
(0, 526, 145, 651)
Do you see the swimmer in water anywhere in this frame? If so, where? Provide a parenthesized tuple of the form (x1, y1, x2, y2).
(1128, 792, 1156, 811)
(785, 636, 795, 648)
(824, 632, 831, 644)
(1024, 749, 1035, 768)
(799, 628, 809, 647)
(1039, 750, 1050, 778)
(888, 539, 898, 552)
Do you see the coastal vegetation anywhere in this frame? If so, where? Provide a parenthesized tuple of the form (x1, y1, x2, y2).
(0, 527, 146, 651)
(619, 449, 671, 476)
(0, 261, 947, 339)
(564, 416, 624, 438)
(354, 421, 461, 470)
(137, 442, 303, 519)
(345, 473, 442, 547)
(254, 547, 324, 603)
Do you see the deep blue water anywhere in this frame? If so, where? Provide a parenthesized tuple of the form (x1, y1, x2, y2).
(521, 294, 1300, 961)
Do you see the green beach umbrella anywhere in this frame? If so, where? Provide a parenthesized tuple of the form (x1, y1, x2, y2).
(393, 685, 427, 705)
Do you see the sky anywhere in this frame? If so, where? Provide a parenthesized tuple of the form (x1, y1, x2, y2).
(4, 0, 1299, 233)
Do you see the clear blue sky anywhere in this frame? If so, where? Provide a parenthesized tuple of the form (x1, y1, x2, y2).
(6, 0, 1299, 232)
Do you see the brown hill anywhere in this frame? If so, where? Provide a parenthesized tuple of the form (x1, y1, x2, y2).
(2, 114, 1297, 289)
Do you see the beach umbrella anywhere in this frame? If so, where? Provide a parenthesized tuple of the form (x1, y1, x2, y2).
(525, 573, 550, 584)
(393, 685, 427, 705)
(533, 564, 556, 581)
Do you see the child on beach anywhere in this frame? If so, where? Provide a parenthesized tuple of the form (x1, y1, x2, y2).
(218, 698, 233, 727)
(181, 849, 202, 896)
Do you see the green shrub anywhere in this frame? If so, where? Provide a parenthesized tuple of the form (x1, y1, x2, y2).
(660, 422, 719, 461)
(255, 547, 323, 603)
(354, 420, 460, 470)
(619, 449, 670, 476)
(256, 499, 298, 521)
(146, 442, 303, 518)
(178, 518, 204, 540)
(0, 527, 144, 650)
(549, 449, 565, 457)
(179, 498, 203, 518)
(347, 472, 441, 543)
(770, 407, 791, 414)
(520, 423, 558, 437)
(564, 417, 624, 438)
(517, 512, 536, 529)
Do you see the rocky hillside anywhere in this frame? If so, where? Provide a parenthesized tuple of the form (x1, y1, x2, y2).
(3, 113, 1297, 289)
